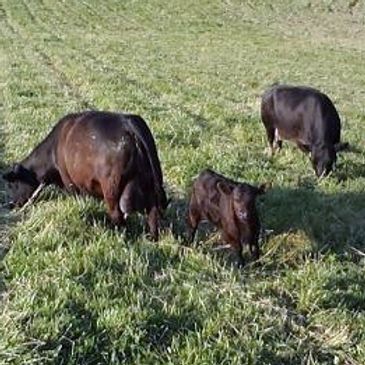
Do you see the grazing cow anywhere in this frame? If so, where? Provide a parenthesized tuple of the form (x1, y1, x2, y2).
(261, 84, 349, 177)
(187, 169, 268, 265)
(2, 111, 168, 240)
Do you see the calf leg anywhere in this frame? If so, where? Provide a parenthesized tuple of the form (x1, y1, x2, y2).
(249, 240, 260, 261)
(222, 232, 245, 267)
(186, 198, 201, 244)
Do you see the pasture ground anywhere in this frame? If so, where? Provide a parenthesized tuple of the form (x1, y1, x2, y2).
(0, 0, 365, 364)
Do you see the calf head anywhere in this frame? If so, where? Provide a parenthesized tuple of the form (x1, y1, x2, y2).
(311, 144, 336, 177)
(217, 181, 268, 227)
(2, 163, 39, 208)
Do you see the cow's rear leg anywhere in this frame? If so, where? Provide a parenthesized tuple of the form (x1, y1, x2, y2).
(102, 181, 125, 226)
(106, 198, 125, 226)
(59, 169, 79, 194)
(186, 198, 201, 244)
(264, 125, 276, 157)
(274, 129, 282, 151)
(146, 206, 160, 241)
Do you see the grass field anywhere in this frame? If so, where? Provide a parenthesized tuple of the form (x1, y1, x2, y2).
(1, 0, 365, 364)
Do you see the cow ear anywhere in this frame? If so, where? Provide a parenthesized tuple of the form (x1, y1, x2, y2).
(2, 163, 23, 182)
(2, 163, 34, 184)
(13, 164, 32, 181)
(217, 181, 232, 195)
(256, 182, 271, 195)
(2, 170, 17, 182)
(334, 142, 350, 152)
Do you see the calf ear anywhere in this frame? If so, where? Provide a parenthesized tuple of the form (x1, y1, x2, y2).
(256, 182, 271, 195)
(217, 181, 232, 195)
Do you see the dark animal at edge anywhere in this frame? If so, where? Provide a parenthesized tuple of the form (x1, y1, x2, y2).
(187, 169, 268, 265)
(2, 111, 168, 240)
(261, 84, 349, 177)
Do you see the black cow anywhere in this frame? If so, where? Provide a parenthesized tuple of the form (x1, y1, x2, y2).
(187, 169, 268, 265)
(261, 84, 349, 177)
(2, 111, 168, 240)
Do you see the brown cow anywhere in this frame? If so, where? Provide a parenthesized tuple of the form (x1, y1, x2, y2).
(187, 169, 268, 265)
(2, 111, 168, 240)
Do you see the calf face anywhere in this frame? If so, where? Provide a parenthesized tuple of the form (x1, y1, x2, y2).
(221, 182, 266, 262)
(217, 181, 263, 226)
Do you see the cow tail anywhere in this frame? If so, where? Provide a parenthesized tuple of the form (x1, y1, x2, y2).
(124, 115, 167, 211)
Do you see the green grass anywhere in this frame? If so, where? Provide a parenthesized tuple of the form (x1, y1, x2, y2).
(1, 0, 365, 364)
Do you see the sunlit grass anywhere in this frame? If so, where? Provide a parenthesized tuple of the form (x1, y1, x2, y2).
(0, 0, 365, 364)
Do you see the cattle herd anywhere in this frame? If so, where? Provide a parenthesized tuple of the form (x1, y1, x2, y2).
(2, 84, 350, 265)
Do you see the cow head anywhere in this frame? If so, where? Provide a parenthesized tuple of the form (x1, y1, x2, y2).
(2, 163, 39, 208)
(217, 181, 268, 224)
(311, 145, 336, 177)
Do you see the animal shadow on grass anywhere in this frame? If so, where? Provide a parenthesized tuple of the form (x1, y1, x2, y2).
(58, 249, 203, 362)
(336, 158, 365, 181)
(141, 300, 203, 354)
(166, 194, 218, 245)
(320, 269, 365, 312)
(166, 193, 248, 267)
(34, 300, 116, 364)
(80, 204, 146, 242)
(164, 195, 188, 241)
(33, 298, 204, 364)
(80, 192, 183, 243)
(264, 185, 365, 258)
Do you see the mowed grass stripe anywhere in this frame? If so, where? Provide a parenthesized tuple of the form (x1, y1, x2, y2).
(2, 0, 92, 110)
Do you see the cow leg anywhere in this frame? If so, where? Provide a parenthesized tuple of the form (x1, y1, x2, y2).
(146, 206, 160, 241)
(102, 181, 125, 226)
(264, 125, 276, 157)
(186, 197, 201, 244)
(106, 198, 125, 226)
(274, 129, 282, 151)
(249, 240, 260, 261)
(296, 142, 310, 153)
(58, 169, 79, 193)
(119, 180, 138, 220)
